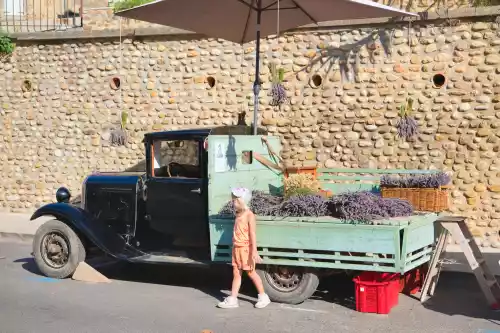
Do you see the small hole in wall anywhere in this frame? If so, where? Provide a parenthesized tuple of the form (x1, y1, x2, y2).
(110, 77, 121, 90)
(21, 79, 32, 92)
(432, 73, 446, 88)
(310, 74, 323, 88)
(207, 76, 216, 89)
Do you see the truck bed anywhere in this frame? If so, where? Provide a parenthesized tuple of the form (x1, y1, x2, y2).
(209, 213, 439, 274)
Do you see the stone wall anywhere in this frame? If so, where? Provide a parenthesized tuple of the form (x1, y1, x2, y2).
(2, 9, 500, 247)
(374, 0, 476, 11)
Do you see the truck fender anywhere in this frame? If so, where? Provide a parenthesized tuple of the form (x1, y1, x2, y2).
(30, 203, 129, 258)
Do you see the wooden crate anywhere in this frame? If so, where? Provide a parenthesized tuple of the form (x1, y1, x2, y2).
(284, 166, 317, 179)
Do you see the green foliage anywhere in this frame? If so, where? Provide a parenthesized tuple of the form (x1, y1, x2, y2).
(120, 111, 128, 129)
(269, 63, 284, 84)
(112, 0, 154, 12)
(399, 97, 414, 117)
(283, 173, 321, 199)
(0, 34, 15, 55)
(284, 187, 315, 199)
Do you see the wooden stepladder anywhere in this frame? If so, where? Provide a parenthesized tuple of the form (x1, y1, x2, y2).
(420, 216, 500, 309)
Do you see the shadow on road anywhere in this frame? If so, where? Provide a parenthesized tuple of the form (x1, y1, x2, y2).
(421, 272, 500, 324)
(14, 256, 358, 307)
(95, 262, 362, 308)
(14, 255, 500, 321)
(14, 257, 46, 277)
(316, 274, 357, 309)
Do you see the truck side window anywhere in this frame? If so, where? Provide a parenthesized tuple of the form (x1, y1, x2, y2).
(152, 139, 201, 179)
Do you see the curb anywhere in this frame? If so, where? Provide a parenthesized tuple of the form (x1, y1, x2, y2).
(0, 232, 34, 242)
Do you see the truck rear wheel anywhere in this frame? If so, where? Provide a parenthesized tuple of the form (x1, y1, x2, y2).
(33, 219, 86, 279)
(257, 265, 319, 305)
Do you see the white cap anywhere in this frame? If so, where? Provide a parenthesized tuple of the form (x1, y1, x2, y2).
(231, 187, 252, 205)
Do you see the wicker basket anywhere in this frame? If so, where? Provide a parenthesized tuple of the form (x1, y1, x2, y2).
(381, 186, 450, 212)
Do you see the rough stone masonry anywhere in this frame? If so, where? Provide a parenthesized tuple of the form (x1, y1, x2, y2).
(1, 8, 499, 247)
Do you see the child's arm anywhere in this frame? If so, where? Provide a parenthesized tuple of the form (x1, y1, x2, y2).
(248, 212, 259, 256)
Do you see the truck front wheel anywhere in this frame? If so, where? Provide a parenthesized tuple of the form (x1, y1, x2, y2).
(33, 219, 86, 279)
(257, 265, 319, 305)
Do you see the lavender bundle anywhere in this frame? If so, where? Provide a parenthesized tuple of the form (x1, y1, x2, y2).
(396, 97, 418, 141)
(217, 191, 283, 217)
(269, 64, 288, 107)
(380, 172, 451, 189)
(328, 191, 413, 223)
(277, 194, 328, 217)
(250, 190, 283, 216)
(217, 190, 414, 223)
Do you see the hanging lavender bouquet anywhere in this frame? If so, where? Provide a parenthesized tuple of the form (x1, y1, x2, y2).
(396, 97, 418, 141)
(269, 63, 288, 107)
(110, 110, 128, 146)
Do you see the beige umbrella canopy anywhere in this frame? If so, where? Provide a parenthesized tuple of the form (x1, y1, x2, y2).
(116, 0, 417, 134)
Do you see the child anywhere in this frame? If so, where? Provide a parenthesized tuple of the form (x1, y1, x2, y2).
(217, 187, 271, 309)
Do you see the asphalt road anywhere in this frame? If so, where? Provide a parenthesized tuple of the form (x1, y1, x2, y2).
(1, 240, 500, 333)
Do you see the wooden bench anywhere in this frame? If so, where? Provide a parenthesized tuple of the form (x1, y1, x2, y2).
(317, 168, 442, 194)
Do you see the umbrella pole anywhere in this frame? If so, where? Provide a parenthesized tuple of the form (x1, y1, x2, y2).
(252, 0, 262, 135)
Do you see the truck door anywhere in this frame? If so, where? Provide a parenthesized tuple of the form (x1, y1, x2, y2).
(145, 138, 208, 247)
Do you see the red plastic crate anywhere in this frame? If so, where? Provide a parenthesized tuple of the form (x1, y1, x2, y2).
(353, 272, 401, 314)
(399, 265, 427, 295)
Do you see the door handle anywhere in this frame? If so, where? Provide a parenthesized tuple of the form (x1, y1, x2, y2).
(191, 188, 201, 194)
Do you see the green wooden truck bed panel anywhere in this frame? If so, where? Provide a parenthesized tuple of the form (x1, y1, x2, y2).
(209, 213, 438, 274)
(211, 218, 399, 254)
(404, 218, 436, 254)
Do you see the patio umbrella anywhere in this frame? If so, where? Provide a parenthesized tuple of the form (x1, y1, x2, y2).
(116, 0, 417, 134)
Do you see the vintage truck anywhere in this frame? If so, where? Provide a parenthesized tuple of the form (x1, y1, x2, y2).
(30, 125, 439, 304)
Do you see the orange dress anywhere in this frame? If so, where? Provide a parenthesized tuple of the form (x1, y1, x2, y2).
(232, 210, 254, 271)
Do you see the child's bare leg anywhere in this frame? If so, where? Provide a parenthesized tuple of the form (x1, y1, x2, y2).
(231, 266, 243, 297)
(247, 270, 265, 294)
(217, 266, 241, 308)
(247, 270, 271, 308)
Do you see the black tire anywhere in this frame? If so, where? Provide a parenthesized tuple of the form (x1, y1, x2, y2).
(32, 219, 86, 279)
(256, 265, 320, 305)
